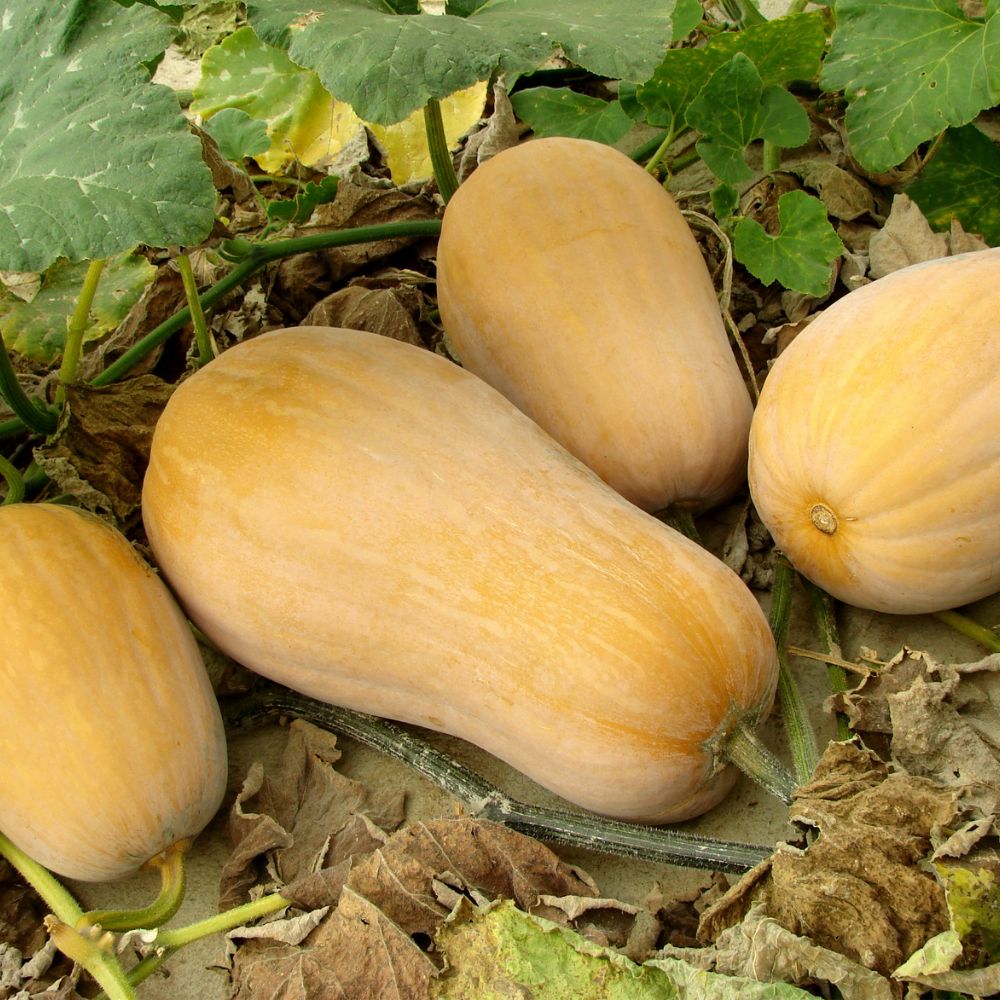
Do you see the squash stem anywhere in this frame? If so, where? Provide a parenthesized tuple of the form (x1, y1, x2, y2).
(802, 580, 852, 740)
(57, 258, 106, 402)
(175, 255, 216, 367)
(659, 505, 702, 544)
(423, 98, 460, 203)
(0, 832, 136, 1000)
(770, 555, 820, 784)
(644, 122, 677, 176)
(0, 338, 58, 435)
(0, 453, 24, 504)
(80, 840, 190, 932)
(153, 890, 290, 950)
(90, 219, 442, 390)
(225, 689, 774, 872)
(44, 918, 138, 1000)
(0, 830, 83, 925)
(762, 140, 782, 174)
(721, 722, 797, 804)
(932, 609, 1000, 654)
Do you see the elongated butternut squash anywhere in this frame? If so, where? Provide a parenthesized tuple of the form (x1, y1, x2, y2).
(143, 326, 777, 824)
(0, 503, 227, 882)
(748, 248, 1000, 615)
(435, 136, 752, 514)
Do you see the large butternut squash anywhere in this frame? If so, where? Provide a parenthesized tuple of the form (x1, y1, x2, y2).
(748, 248, 1000, 615)
(0, 503, 227, 882)
(142, 326, 777, 824)
(435, 136, 752, 514)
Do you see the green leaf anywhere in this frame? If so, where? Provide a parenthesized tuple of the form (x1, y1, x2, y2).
(509, 88, 634, 144)
(907, 124, 1000, 244)
(245, 0, 700, 126)
(0, 1, 216, 272)
(637, 12, 826, 128)
(733, 190, 845, 295)
(203, 108, 271, 161)
(686, 54, 811, 184)
(820, 0, 1000, 173)
(0, 253, 157, 363)
(266, 175, 340, 225)
(712, 183, 740, 221)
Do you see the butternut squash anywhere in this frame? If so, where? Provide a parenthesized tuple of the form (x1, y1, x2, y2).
(142, 326, 778, 824)
(748, 248, 1000, 615)
(0, 503, 227, 882)
(435, 136, 752, 514)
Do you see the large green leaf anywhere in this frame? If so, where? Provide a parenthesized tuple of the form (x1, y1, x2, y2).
(0, 1, 216, 271)
(686, 54, 811, 184)
(509, 88, 634, 144)
(245, 0, 701, 125)
(637, 12, 826, 128)
(906, 124, 1000, 244)
(820, 0, 1000, 173)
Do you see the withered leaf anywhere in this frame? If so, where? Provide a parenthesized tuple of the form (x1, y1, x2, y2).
(221, 720, 405, 910)
(31, 376, 174, 524)
(867, 194, 948, 279)
(699, 742, 958, 980)
(834, 648, 1000, 817)
(302, 284, 424, 347)
(768, 741, 957, 977)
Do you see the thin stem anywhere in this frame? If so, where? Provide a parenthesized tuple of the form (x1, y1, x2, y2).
(770, 555, 820, 784)
(932, 609, 1000, 654)
(0, 831, 83, 925)
(721, 722, 797, 803)
(58, 258, 106, 401)
(81, 840, 190, 931)
(45, 918, 137, 1000)
(762, 140, 782, 174)
(0, 339, 58, 435)
(0, 454, 24, 504)
(803, 580, 852, 741)
(153, 891, 290, 950)
(175, 255, 216, 367)
(423, 98, 460, 203)
(225, 689, 774, 872)
(0, 833, 136, 999)
(91, 219, 442, 389)
(644, 122, 677, 176)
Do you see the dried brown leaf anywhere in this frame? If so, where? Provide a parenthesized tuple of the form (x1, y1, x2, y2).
(792, 159, 876, 222)
(666, 904, 895, 1000)
(833, 649, 1000, 817)
(31, 376, 174, 524)
(867, 194, 949, 279)
(302, 284, 424, 346)
(699, 742, 958, 980)
(221, 720, 405, 910)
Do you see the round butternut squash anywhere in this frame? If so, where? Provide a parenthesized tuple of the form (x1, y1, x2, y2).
(142, 326, 777, 824)
(748, 248, 1000, 615)
(0, 503, 228, 882)
(435, 136, 752, 514)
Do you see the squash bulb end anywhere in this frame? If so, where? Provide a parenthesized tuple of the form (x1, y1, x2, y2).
(810, 503, 838, 535)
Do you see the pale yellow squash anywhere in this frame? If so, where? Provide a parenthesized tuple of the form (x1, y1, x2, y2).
(143, 326, 777, 824)
(0, 503, 227, 881)
(435, 136, 752, 513)
(749, 248, 1000, 615)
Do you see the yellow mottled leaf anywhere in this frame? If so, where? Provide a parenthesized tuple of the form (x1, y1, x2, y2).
(369, 82, 488, 185)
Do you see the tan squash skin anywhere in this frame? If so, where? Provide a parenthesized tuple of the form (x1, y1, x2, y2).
(143, 326, 777, 824)
(435, 136, 753, 514)
(0, 503, 227, 882)
(749, 248, 1000, 615)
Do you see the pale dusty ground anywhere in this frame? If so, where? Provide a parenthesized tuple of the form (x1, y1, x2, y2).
(68, 590, 1000, 998)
